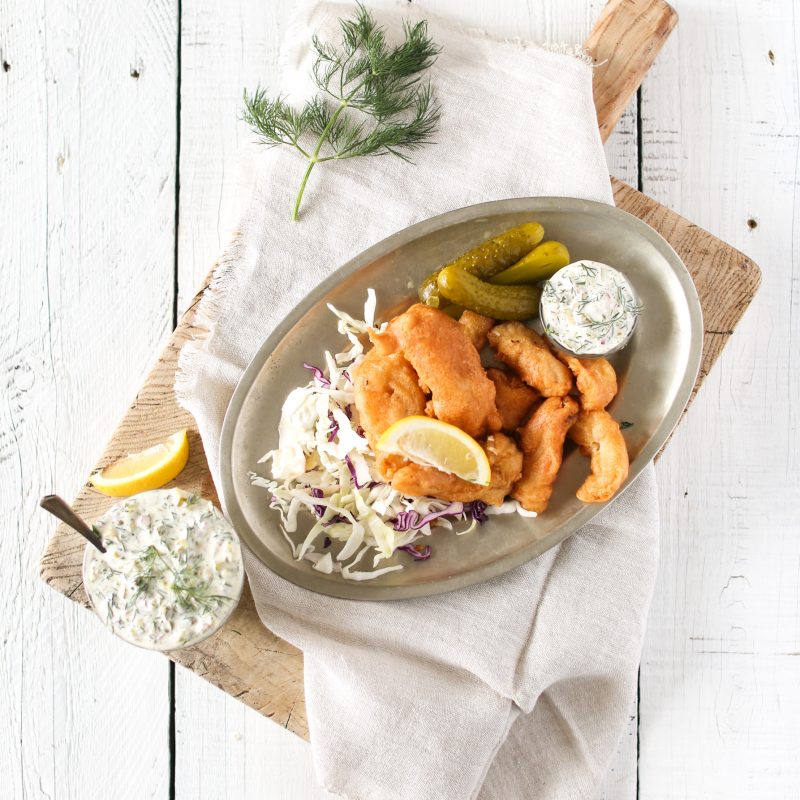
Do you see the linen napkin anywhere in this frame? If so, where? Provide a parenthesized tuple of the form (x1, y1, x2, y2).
(176, 3, 660, 798)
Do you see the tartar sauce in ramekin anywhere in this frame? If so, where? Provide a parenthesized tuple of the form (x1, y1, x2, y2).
(540, 260, 641, 356)
(83, 488, 244, 651)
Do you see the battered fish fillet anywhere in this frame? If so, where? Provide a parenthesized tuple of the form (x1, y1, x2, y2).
(486, 368, 539, 433)
(487, 322, 573, 397)
(459, 309, 495, 351)
(568, 409, 629, 503)
(511, 396, 580, 513)
(557, 353, 618, 411)
(376, 304, 501, 438)
(351, 348, 426, 480)
(390, 433, 523, 506)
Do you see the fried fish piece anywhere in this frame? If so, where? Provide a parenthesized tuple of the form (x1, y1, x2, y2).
(556, 353, 618, 411)
(511, 396, 580, 513)
(351, 348, 426, 479)
(486, 367, 539, 433)
(487, 322, 573, 397)
(569, 409, 629, 503)
(376, 304, 501, 438)
(390, 433, 523, 506)
(458, 309, 495, 351)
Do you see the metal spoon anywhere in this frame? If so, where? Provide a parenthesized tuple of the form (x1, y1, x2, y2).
(40, 495, 106, 553)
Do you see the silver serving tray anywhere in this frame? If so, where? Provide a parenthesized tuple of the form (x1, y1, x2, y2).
(219, 197, 703, 600)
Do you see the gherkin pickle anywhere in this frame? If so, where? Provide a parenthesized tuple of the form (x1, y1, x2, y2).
(490, 241, 571, 285)
(418, 221, 544, 307)
(437, 266, 541, 320)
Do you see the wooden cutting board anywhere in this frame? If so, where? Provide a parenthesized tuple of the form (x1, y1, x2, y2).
(39, 0, 760, 740)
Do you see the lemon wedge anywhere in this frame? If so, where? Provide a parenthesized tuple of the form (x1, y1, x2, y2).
(376, 416, 491, 486)
(89, 431, 189, 497)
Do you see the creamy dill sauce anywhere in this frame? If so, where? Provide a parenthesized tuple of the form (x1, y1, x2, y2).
(540, 260, 641, 356)
(83, 489, 243, 650)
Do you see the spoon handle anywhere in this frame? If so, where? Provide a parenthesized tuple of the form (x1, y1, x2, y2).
(40, 495, 106, 553)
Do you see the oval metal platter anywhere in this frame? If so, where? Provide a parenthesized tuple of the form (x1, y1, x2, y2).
(220, 197, 703, 600)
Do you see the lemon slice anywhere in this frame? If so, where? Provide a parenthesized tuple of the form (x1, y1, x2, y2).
(89, 431, 189, 497)
(377, 416, 491, 486)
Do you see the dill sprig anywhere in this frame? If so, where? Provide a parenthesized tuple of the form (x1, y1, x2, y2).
(128, 545, 232, 615)
(242, 3, 441, 220)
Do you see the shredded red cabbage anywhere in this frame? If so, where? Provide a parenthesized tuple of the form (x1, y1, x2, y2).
(342, 370, 352, 383)
(310, 487, 325, 517)
(398, 543, 432, 561)
(303, 362, 330, 387)
(393, 502, 465, 531)
(469, 500, 488, 523)
(323, 536, 332, 549)
(327, 410, 339, 442)
(344, 454, 365, 488)
(356, 425, 366, 437)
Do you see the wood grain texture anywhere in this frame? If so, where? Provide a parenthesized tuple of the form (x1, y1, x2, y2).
(1, 1, 177, 797)
(38, 4, 761, 759)
(586, 0, 677, 142)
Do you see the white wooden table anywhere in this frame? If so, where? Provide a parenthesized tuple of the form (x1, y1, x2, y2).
(2, 1, 797, 797)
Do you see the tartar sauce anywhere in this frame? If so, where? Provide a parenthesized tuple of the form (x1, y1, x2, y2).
(540, 260, 641, 356)
(83, 488, 244, 651)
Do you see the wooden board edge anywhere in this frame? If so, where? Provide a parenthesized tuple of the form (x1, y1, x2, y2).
(587, 0, 679, 143)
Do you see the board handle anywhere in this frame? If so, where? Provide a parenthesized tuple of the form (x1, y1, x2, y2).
(585, 0, 678, 143)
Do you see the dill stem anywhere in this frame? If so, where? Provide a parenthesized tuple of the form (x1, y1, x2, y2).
(292, 160, 317, 222)
(291, 94, 353, 221)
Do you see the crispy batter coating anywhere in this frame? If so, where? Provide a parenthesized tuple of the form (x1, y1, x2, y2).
(569, 410, 629, 503)
(376, 304, 501, 438)
(390, 433, 523, 506)
(511, 396, 580, 513)
(557, 353, 618, 411)
(486, 367, 539, 433)
(487, 322, 573, 397)
(459, 309, 495, 351)
(351, 348, 426, 480)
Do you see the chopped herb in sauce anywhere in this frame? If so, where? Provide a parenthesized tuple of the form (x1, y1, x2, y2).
(84, 488, 243, 650)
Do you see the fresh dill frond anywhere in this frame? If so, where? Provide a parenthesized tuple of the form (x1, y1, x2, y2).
(126, 544, 232, 614)
(242, 3, 441, 220)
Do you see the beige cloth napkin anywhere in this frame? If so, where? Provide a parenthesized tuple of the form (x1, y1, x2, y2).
(176, 3, 659, 798)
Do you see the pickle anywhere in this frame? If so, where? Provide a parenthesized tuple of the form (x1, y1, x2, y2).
(437, 266, 541, 320)
(418, 221, 544, 307)
(490, 241, 571, 285)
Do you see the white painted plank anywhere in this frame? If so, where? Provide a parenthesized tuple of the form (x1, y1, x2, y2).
(176, 0, 294, 311)
(638, 1, 800, 797)
(174, 2, 639, 799)
(0, 1, 177, 798)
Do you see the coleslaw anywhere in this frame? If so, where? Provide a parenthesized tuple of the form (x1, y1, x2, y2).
(251, 290, 534, 581)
